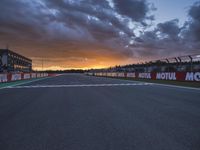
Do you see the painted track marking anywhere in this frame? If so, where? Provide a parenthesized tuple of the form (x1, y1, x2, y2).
(5, 83, 154, 89)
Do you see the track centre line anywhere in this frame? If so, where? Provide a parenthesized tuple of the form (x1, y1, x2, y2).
(5, 83, 154, 89)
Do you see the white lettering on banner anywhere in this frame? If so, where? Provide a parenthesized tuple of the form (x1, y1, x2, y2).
(11, 74, 21, 81)
(117, 73, 124, 77)
(42, 73, 47, 77)
(138, 73, 151, 79)
(107, 73, 112, 77)
(24, 74, 31, 79)
(31, 73, 37, 78)
(127, 73, 136, 78)
(37, 73, 41, 78)
(109, 73, 112, 77)
(0, 74, 8, 83)
(156, 72, 176, 80)
(112, 73, 117, 77)
(103, 73, 107, 76)
(185, 72, 200, 81)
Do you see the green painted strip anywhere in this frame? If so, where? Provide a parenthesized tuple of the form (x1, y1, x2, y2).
(0, 77, 50, 89)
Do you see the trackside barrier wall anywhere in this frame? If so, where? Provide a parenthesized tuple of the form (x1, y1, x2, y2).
(0, 73, 50, 83)
(89, 72, 200, 82)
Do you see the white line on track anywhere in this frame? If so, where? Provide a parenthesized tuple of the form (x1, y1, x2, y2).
(96, 77, 200, 91)
(5, 83, 154, 89)
(153, 83, 200, 91)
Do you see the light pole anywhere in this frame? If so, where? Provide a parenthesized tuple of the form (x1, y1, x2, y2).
(42, 58, 44, 72)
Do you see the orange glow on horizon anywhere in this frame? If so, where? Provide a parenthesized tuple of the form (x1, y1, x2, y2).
(32, 65, 108, 71)
(30, 47, 142, 71)
(31, 51, 138, 71)
(32, 58, 136, 71)
(33, 63, 122, 71)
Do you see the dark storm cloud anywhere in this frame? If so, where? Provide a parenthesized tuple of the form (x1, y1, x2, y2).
(0, 0, 146, 59)
(157, 19, 181, 40)
(184, 1, 200, 41)
(113, 0, 151, 21)
(139, 19, 182, 44)
(0, 0, 199, 67)
(129, 1, 200, 58)
(0, 0, 58, 41)
(44, 0, 135, 40)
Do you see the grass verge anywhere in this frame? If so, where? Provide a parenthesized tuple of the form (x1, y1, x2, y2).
(0, 77, 49, 89)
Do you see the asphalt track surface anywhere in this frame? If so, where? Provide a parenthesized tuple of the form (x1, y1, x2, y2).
(0, 74, 200, 150)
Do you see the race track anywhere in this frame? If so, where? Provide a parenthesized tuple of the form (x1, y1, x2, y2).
(0, 74, 200, 150)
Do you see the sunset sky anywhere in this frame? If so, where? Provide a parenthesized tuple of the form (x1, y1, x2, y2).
(0, 0, 200, 70)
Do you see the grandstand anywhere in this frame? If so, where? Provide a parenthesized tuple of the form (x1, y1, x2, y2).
(0, 49, 32, 73)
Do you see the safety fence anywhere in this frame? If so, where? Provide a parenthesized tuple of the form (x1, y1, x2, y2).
(86, 72, 200, 82)
(0, 73, 53, 83)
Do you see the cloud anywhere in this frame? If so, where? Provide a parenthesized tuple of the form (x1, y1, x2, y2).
(113, 0, 152, 21)
(0, 0, 199, 69)
(183, 1, 200, 41)
(129, 1, 200, 58)
(157, 19, 181, 40)
(0, 0, 145, 56)
(44, 0, 136, 40)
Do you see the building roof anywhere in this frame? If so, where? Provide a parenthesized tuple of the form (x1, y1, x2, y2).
(0, 49, 32, 62)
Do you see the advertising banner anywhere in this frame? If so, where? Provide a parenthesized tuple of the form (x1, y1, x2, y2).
(0, 74, 8, 83)
(23, 73, 31, 79)
(93, 72, 200, 82)
(0, 73, 50, 83)
(11, 74, 22, 81)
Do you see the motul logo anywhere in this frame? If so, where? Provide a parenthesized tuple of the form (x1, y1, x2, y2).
(185, 72, 200, 81)
(156, 72, 176, 80)
(138, 73, 151, 79)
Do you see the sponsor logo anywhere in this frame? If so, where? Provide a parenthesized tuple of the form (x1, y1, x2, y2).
(0, 74, 8, 82)
(93, 72, 200, 82)
(127, 73, 136, 78)
(102, 73, 107, 76)
(107, 73, 110, 77)
(185, 72, 200, 81)
(36, 73, 41, 78)
(156, 72, 176, 80)
(11, 74, 21, 81)
(138, 73, 151, 79)
(117, 73, 124, 77)
(24, 74, 31, 79)
(110, 73, 116, 77)
(31, 73, 37, 78)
